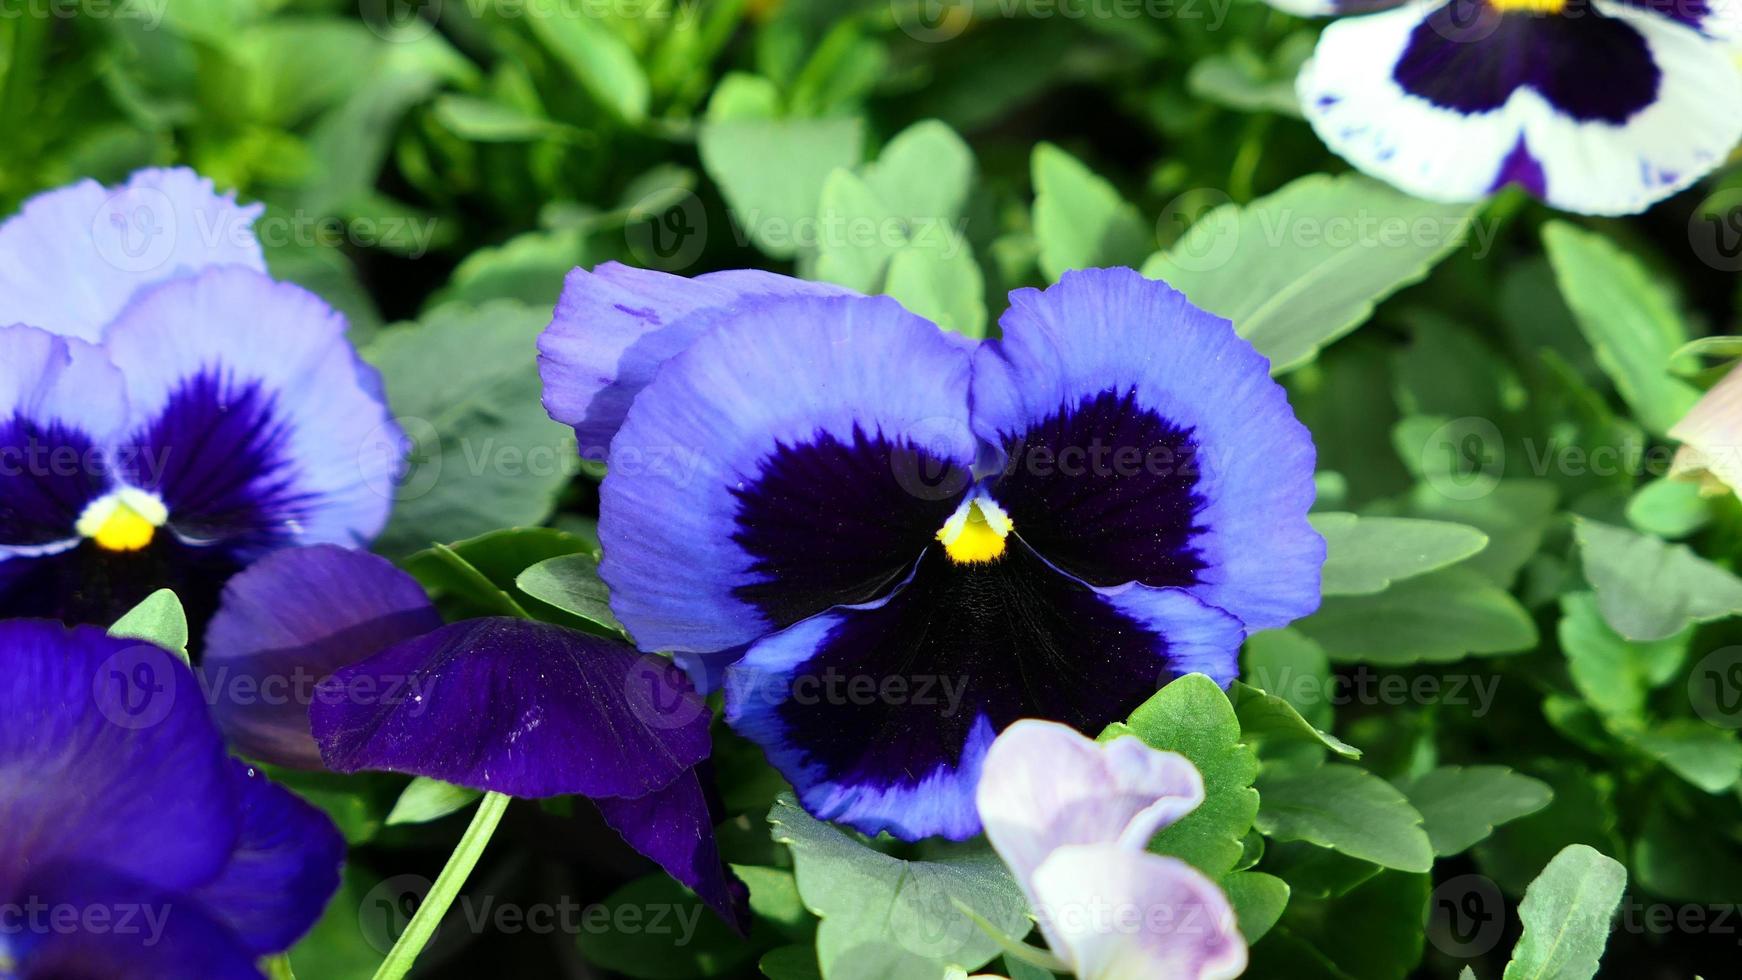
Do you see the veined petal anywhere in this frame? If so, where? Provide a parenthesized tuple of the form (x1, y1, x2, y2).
(1300, 0, 1742, 215)
(600, 292, 977, 656)
(202, 545, 443, 769)
(1, 326, 126, 556)
(0, 621, 239, 899)
(192, 762, 345, 955)
(101, 267, 398, 556)
(538, 262, 850, 460)
(1670, 362, 1742, 495)
(310, 619, 711, 800)
(1029, 844, 1247, 980)
(0, 168, 265, 343)
(972, 268, 1322, 633)
(724, 543, 1242, 841)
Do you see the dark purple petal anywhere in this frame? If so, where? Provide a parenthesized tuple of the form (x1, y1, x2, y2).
(311, 618, 712, 799)
(0, 621, 238, 898)
(731, 425, 969, 629)
(0, 416, 106, 550)
(1396, 0, 1659, 124)
(193, 762, 345, 955)
(1491, 137, 1549, 197)
(0, 538, 244, 628)
(202, 545, 442, 769)
(991, 388, 1208, 591)
(595, 767, 750, 933)
(8, 864, 264, 980)
(725, 544, 1243, 841)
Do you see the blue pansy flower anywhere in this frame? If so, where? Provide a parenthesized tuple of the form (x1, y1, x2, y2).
(198, 544, 749, 930)
(0, 619, 342, 978)
(0, 169, 399, 625)
(1267, 0, 1742, 215)
(540, 264, 1323, 841)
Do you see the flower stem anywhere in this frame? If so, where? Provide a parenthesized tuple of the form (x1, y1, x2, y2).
(371, 791, 512, 980)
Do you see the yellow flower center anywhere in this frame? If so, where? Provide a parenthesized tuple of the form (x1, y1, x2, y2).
(75, 489, 168, 552)
(936, 496, 1014, 565)
(1489, 0, 1567, 13)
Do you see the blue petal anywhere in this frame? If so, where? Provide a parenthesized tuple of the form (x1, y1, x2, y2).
(202, 545, 442, 769)
(0, 621, 239, 899)
(193, 762, 345, 955)
(724, 543, 1243, 841)
(311, 619, 712, 799)
(600, 292, 977, 656)
(101, 266, 398, 557)
(972, 268, 1322, 632)
(539, 262, 849, 461)
(0, 167, 265, 343)
(595, 767, 750, 933)
(1, 326, 127, 557)
(7, 864, 263, 980)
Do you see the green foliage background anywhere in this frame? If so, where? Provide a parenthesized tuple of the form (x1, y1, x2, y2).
(12, 0, 1742, 977)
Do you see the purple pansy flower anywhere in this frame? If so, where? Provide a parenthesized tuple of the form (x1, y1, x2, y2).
(0, 619, 342, 978)
(976, 720, 1247, 980)
(1268, 0, 1742, 215)
(539, 264, 1323, 842)
(0, 169, 399, 626)
(201, 544, 747, 930)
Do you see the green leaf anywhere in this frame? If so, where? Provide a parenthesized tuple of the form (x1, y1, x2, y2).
(1401, 480, 1559, 588)
(527, 12, 649, 122)
(1628, 721, 1742, 793)
(405, 527, 593, 621)
(768, 794, 1027, 980)
(108, 589, 189, 663)
(1312, 512, 1488, 596)
(1031, 142, 1150, 281)
(1473, 764, 1622, 896)
(760, 946, 823, 980)
(1542, 222, 1700, 436)
(577, 874, 761, 980)
(1574, 518, 1742, 641)
(699, 117, 865, 259)
(1255, 765, 1434, 872)
(384, 778, 482, 827)
(1634, 798, 1742, 904)
(1502, 845, 1627, 980)
(364, 302, 576, 557)
(1223, 871, 1290, 943)
(1113, 674, 1260, 877)
(430, 94, 577, 142)
(1231, 681, 1360, 759)
(884, 244, 987, 340)
(1401, 766, 1553, 857)
(1143, 174, 1476, 373)
(515, 553, 625, 634)
(1242, 629, 1335, 731)
(862, 119, 975, 231)
(1296, 567, 1537, 664)
(735, 866, 814, 942)
(1557, 591, 1689, 723)
(1626, 477, 1711, 539)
